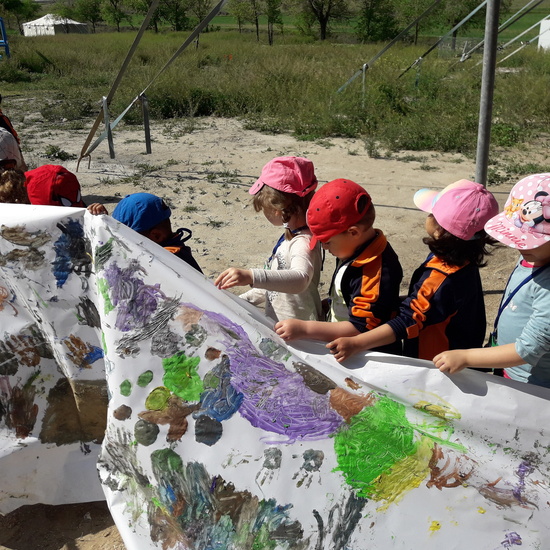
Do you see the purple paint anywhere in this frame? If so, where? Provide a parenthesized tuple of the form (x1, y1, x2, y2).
(501, 531, 522, 548)
(104, 261, 166, 332)
(183, 305, 344, 443)
(513, 460, 534, 503)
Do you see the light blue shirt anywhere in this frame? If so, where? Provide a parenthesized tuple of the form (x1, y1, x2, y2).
(498, 260, 550, 387)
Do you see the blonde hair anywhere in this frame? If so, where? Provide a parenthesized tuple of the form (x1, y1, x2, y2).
(0, 169, 29, 204)
(253, 185, 315, 240)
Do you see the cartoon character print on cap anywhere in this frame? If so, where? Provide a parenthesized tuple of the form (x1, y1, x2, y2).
(512, 191, 550, 230)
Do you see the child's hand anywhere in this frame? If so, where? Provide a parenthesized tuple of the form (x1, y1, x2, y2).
(433, 350, 468, 374)
(215, 268, 253, 289)
(326, 337, 358, 362)
(87, 203, 108, 215)
(274, 319, 306, 341)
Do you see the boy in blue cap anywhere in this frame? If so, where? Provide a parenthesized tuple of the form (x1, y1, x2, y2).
(112, 192, 202, 273)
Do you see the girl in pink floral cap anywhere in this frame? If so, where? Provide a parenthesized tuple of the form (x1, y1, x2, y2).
(215, 156, 322, 323)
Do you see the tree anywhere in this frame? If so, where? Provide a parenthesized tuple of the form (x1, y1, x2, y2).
(75, 0, 103, 31)
(248, 0, 261, 41)
(391, 0, 434, 45)
(265, 0, 282, 45)
(101, 0, 128, 31)
(128, 0, 162, 32)
(1, 0, 40, 33)
(159, 0, 190, 31)
(226, 0, 253, 33)
(297, 0, 350, 41)
(355, 0, 397, 43)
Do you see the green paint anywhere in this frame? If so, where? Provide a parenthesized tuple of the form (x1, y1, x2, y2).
(162, 352, 203, 401)
(252, 524, 276, 550)
(137, 370, 154, 387)
(185, 324, 207, 348)
(334, 395, 419, 498)
(101, 332, 107, 353)
(97, 278, 114, 313)
(145, 387, 171, 410)
(32, 287, 48, 308)
(203, 371, 220, 389)
(95, 239, 113, 270)
(120, 379, 132, 397)
(151, 448, 184, 473)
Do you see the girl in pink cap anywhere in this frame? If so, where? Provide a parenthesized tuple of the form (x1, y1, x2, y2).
(327, 179, 500, 362)
(215, 156, 322, 322)
(434, 173, 550, 388)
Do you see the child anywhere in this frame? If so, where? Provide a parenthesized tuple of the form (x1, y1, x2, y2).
(327, 179, 499, 362)
(24, 164, 108, 214)
(215, 156, 322, 322)
(0, 168, 29, 204)
(434, 173, 550, 388)
(112, 192, 202, 273)
(274, 178, 403, 355)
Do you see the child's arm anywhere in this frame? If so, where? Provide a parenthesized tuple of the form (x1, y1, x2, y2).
(215, 268, 253, 289)
(433, 343, 524, 374)
(275, 319, 360, 342)
(327, 324, 397, 362)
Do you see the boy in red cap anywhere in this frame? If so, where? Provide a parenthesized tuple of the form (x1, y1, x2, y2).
(275, 178, 403, 354)
(327, 179, 500, 363)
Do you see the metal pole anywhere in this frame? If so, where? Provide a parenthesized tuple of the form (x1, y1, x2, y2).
(475, 0, 500, 186)
(140, 94, 152, 154)
(103, 96, 115, 159)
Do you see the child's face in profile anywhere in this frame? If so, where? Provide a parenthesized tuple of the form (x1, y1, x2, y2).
(425, 214, 443, 239)
(321, 229, 360, 260)
(519, 240, 550, 267)
(262, 206, 283, 227)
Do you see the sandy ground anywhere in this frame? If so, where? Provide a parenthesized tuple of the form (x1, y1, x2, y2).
(0, 116, 528, 549)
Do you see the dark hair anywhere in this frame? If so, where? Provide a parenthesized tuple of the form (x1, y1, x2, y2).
(253, 185, 315, 240)
(423, 230, 500, 267)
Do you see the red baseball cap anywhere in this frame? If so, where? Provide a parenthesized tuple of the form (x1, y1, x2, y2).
(249, 156, 317, 197)
(25, 165, 86, 207)
(306, 179, 372, 249)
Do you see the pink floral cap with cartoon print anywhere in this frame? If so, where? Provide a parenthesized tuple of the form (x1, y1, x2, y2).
(485, 173, 550, 250)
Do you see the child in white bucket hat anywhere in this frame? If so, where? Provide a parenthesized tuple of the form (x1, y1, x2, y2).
(434, 173, 550, 388)
(215, 156, 322, 323)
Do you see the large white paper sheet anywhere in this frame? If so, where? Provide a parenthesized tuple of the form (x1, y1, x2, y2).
(1, 204, 549, 550)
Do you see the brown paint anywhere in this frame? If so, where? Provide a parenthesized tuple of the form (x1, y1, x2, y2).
(427, 444, 475, 489)
(205, 347, 221, 360)
(139, 396, 199, 442)
(329, 387, 374, 422)
(40, 378, 108, 444)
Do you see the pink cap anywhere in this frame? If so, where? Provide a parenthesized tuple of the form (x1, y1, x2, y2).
(249, 156, 318, 197)
(306, 179, 372, 249)
(414, 179, 499, 240)
(484, 173, 550, 250)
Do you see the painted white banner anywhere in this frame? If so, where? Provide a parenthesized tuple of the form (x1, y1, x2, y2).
(1, 205, 549, 550)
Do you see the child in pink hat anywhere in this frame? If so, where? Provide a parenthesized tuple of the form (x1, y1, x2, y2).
(434, 173, 550, 388)
(215, 156, 322, 322)
(325, 179, 500, 362)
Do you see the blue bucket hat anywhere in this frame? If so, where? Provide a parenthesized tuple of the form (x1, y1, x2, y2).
(112, 193, 171, 233)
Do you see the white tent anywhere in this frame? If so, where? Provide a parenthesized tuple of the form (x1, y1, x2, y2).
(22, 14, 88, 37)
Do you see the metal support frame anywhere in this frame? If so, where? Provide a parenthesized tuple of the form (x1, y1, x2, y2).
(140, 93, 152, 154)
(102, 97, 115, 159)
(0, 18, 10, 59)
(475, 0, 500, 186)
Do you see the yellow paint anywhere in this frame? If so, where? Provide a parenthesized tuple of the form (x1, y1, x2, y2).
(429, 520, 441, 533)
(413, 400, 461, 421)
(477, 507, 486, 514)
(375, 437, 434, 511)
